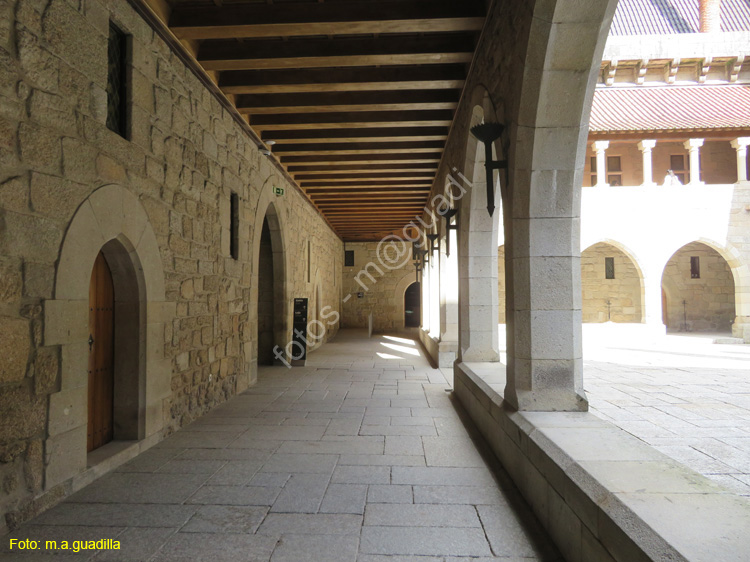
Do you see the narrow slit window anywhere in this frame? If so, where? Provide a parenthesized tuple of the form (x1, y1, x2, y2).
(605, 257, 615, 279)
(344, 250, 354, 267)
(106, 22, 128, 138)
(690, 256, 700, 279)
(230, 192, 239, 260)
(307, 240, 311, 283)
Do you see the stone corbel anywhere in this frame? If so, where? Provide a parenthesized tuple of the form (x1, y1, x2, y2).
(699, 57, 712, 84)
(605, 59, 618, 86)
(667, 58, 680, 84)
(636, 59, 649, 86)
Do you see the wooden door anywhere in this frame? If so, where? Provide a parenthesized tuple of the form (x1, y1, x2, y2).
(404, 282, 421, 327)
(88, 252, 115, 452)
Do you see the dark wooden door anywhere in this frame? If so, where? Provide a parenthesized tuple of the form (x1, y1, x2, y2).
(88, 252, 115, 452)
(404, 282, 421, 327)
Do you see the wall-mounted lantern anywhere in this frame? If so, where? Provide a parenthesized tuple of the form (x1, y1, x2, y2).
(426, 233, 440, 260)
(470, 122, 506, 216)
(439, 207, 458, 257)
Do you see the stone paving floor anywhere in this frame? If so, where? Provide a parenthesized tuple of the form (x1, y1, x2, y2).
(581, 325, 750, 497)
(3, 330, 561, 561)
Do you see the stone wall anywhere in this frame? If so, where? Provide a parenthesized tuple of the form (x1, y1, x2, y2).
(582, 243, 644, 323)
(341, 242, 416, 333)
(662, 242, 735, 332)
(0, 0, 341, 531)
(497, 245, 506, 323)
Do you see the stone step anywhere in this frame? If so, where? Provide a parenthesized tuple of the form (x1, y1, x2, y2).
(713, 336, 745, 344)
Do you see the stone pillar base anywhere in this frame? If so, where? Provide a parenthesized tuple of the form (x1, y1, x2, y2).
(438, 340, 458, 368)
(732, 321, 750, 343)
(508, 388, 589, 412)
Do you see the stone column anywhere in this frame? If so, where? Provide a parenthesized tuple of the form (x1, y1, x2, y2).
(421, 246, 430, 331)
(593, 141, 609, 187)
(643, 275, 667, 336)
(700, 0, 721, 33)
(683, 138, 705, 186)
(730, 137, 750, 182)
(439, 228, 459, 367)
(638, 140, 657, 186)
(457, 159, 499, 363)
(429, 238, 441, 339)
(504, 213, 587, 411)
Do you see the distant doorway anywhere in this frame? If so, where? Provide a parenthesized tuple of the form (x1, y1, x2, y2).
(88, 252, 115, 452)
(258, 217, 275, 364)
(405, 282, 421, 327)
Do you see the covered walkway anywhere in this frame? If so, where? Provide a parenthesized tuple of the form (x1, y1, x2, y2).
(4, 331, 559, 561)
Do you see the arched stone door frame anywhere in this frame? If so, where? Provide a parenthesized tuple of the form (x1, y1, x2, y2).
(44, 184, 170, 490)
(581, 239, 646, 324)
(251, 181, 290, 374)
(395, 271, 419, 329)
(659, 238, 747, 337)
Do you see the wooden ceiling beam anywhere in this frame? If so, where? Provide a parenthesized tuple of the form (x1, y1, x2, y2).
(271, 141, 445, 155)
(280, 153, 440, 164)
(250, 110, 454, 130)
(170, 0, 485, 40)
(305, 188, 430, 196)
(295, 173, 434, 182)
(314, 197, 426, 203)
(319, 208, 422, 213)
(199, 35, 475, 71)
(261, 127, 449, 143)
(219, 65, 466, 95)
(300, 180, 432, 188)
(289, 165, 437, 174)
(328, 217, 414, 223)
(236, 89, 460, 114)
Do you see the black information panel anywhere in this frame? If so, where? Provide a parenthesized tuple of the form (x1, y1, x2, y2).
(292, 298, 308, 365)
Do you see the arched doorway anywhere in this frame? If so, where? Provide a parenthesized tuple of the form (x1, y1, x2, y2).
(88, 252, 114, 451)
(581, 242, 644, 323)
(404, 282, 421, 327)
(661, 242, 736, 332)
(254, 201, 287, 366)
(257, 217, 275, 365)
(84, 236, 148, 454)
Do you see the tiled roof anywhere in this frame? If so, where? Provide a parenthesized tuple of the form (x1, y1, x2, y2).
(589, 85, 750, 132)
(610, 0, 750, 35)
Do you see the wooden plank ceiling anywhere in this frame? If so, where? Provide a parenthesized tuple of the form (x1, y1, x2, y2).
(150, 0, 486, 240)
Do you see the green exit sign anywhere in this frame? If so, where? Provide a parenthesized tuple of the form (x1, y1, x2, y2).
(273, 186, 284, 196)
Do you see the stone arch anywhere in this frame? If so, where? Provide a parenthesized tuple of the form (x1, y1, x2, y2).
(44, 184, 170, 489)
(660, 240, 739, 333)
(581, 241, 645, 323)
(495, 0, 618, 411)
(497, 245, 506, 324)
(457, 88, 503, 362)
(395, 271, 419, 330)
(252, 190, 289, 369)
